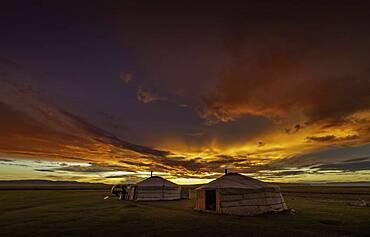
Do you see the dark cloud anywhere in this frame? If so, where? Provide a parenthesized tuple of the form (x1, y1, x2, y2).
(62, 111, 171, 157)
(197, 10, 370, 124)
(55, 165, 114, 173)
(314, 161, 370, 172)
(306, 135, 336, 142)
(156, 156, 206, 172)
(0, 162, 30, 167)
(256, 170, 307, 179)
(270, 144, 370, 173)
(171, 173, 221, 180)
(105, 174, 130, 179)
(118, 154, 260, 175)
(137, 88, 167, 104)
(104, 173, 140, 179)
(0, 158, 13, 162)
(306, 135, 359, 143)
(181, 115, 273, 148)
(343, 156, 370, 163)
(285, 123, 307, 134)
(53, 163, 133, 173)
(35, 169, 55, 172)
(271, 170, 306, 177)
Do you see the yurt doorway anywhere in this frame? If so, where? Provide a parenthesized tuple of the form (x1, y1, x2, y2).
(205, 190, 216, 211)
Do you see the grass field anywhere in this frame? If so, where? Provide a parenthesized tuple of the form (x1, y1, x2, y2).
(0, 188, 369, 237)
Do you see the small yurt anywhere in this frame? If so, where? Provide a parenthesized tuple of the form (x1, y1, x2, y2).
(128, 176, 181, 201)
(194, 171, 287, 216)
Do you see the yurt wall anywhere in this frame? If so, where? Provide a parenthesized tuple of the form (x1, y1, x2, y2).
(194, 173, 288, 216)
(218, 190, 287, 215)
(135, 186, 181, 201)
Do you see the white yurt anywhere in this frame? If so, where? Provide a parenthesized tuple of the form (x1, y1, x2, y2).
(128, 176, 181, 201)
(194, 172, 287, 216)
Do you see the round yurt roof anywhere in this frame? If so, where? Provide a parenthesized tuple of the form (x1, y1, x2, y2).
(135, 176, 178, 187)
(196, 173, 279, 191)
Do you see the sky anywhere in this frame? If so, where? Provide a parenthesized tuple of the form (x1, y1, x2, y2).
(0, 0, 370, 184)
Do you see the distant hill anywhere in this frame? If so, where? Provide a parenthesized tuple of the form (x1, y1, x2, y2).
(0, 180, 109, 190)
(278, 181, 370, 187)
(0, 180, 107, 186)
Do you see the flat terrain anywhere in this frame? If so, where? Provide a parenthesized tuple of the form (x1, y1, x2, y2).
(0, 187, 369, 237)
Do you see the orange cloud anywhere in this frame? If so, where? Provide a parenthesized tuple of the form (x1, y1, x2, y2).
(120, 72, 133, 83)
(198, 25, 370, 127)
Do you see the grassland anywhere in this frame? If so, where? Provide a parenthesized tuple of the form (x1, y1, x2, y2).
(0, 187, 369, 237)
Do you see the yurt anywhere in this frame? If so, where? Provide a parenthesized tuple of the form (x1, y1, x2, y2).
(128, 176, 181, 201)
(194, 172, 287, 216)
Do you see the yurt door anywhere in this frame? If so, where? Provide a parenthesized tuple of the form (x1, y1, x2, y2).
(132, 186, 137, 200)
(205, 190, 216, 211)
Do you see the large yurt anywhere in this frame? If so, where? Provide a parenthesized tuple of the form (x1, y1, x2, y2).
(194, 172, 287, 216)
(128, 176, 181, 201)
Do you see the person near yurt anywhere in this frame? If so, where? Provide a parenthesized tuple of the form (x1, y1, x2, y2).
(194, 170, 287, 216)
(128, 174, 181, 201)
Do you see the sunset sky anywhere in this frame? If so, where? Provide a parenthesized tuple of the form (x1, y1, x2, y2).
(1, 1, 370, 184)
